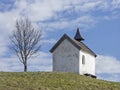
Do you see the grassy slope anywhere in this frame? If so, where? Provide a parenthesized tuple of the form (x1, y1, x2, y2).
(0, 72, 120, 90)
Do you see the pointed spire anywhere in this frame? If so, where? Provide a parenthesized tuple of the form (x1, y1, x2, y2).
(74, 28, 84, 42)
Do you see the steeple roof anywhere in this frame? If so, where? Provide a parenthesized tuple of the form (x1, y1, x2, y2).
(74, 28, 84, 41)
(50, 34, 97, 57)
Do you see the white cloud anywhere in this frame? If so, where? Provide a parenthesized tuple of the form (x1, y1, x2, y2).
(74, 1, 103, 12)
(96, 55, 120, 82)
(106, 74, 120, 82)
(39, 15, 96, 31)
(28, 52, 52, 71)
(96, 55, 120, 74)
(0, 0, 120, 75)
(0, 52, 52, 72)
(112, 0, 120, 9)
(42, 39, 57, 44)
(0, 0, 120, 33)
(97, 73, 120, 82)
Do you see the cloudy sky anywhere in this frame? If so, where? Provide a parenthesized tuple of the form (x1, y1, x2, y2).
(0, 0, 120, 82)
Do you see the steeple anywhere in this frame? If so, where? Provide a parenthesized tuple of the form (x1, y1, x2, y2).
(74, 28, 84, 42)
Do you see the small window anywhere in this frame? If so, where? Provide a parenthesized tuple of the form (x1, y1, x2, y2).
(82, 55, 85, 64)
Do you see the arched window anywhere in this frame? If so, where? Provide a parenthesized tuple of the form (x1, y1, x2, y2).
(82, 55, 85, 64)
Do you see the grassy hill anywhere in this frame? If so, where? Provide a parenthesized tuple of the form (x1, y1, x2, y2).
(0, 72, 120, 90)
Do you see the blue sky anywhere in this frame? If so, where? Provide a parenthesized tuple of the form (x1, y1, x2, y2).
(0, 0, 120, 82)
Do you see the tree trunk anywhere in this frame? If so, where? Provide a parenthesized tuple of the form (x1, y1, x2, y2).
(24, 64, 27, 72)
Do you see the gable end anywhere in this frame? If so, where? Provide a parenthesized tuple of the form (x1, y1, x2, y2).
(50, 34, 81, 53)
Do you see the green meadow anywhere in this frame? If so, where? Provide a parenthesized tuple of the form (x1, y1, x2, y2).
(0, 72, 120, 90)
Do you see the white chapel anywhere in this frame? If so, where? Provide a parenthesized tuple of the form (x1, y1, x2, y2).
(50, 28, 97, 77)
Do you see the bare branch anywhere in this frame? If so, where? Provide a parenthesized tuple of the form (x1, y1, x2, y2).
(9, 18, 42, 72)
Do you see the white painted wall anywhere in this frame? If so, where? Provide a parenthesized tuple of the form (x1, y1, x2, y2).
(52, 39, 96, 75)
(79, 50, 95, 75)
(52, 39, 80, 73)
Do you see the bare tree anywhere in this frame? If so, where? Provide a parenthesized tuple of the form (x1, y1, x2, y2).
(10, 18, 42, 72)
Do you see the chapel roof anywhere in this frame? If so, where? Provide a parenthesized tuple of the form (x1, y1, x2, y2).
(50, 34, 97, 57)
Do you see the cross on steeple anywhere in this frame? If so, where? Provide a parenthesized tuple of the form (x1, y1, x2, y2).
(74, 28, 84, 42)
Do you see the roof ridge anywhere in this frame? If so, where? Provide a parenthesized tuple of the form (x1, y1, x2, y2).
(80, 42, 97, 57)
(50, 34, 97, 57)
(72, 39, 97, 57)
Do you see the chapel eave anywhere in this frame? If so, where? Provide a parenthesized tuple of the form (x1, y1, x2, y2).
(50, 34, 97, 57)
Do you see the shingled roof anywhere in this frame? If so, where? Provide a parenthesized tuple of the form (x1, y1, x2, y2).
(50, 34, 97, 57)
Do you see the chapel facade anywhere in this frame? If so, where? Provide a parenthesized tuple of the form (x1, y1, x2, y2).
(50, 28, 97, 77)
